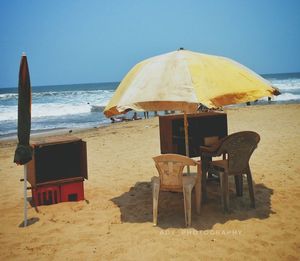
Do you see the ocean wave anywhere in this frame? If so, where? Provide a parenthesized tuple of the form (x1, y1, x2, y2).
(273, 92, 300, 101)
(0, 93, 18, 100)
(0, 103, 99, 121)
(32, 89, 113, 97)
(0, 106, 17, 121)
(270, 78, 300, 91)
(32, 103, 92, 118)
(0, 88, 114, 122)
(0, 89, 114, 102)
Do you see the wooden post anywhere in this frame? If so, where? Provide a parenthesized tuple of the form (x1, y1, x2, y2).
(184, 112, 190, 174)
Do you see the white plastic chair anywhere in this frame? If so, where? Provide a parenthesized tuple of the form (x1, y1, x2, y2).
(152, 154, 202, 227)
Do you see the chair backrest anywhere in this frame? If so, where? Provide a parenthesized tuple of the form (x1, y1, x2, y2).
(217, 131, 260, 173)
(153, 154, 197, 190)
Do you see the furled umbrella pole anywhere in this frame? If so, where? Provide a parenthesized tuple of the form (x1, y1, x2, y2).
(14, 53, 33, 227)
(104, 49, 280, 157)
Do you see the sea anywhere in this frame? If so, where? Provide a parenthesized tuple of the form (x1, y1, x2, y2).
(1, 72, 300, 139)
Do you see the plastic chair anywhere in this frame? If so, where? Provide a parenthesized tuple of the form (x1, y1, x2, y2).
(152, 154, 202, 227)
(207, 131, 260, 212)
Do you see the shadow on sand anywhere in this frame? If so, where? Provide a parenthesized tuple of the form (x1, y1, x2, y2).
(19, 217, 40, 228)
(111, 179, 275, 229)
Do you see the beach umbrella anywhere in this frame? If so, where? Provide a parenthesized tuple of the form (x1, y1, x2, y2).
(104, 49, 279, 158)
(14, 53, 33, 227)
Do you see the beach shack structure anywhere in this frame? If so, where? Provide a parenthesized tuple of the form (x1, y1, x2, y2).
(158, 111, 228, 157)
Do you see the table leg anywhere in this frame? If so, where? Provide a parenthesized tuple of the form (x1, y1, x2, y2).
(201, 157, 209, 202)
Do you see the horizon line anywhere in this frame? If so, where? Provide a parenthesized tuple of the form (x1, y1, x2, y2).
(1, 71, 300, 89)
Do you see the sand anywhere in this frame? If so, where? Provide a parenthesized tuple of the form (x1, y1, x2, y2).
(0, 104, 300, 260)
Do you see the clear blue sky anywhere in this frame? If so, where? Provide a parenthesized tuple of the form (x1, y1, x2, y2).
(1, 0, 299, 88)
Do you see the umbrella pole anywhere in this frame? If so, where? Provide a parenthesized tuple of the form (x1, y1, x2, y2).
(184, 112, 190, 174)
(23, 164, 28, 227)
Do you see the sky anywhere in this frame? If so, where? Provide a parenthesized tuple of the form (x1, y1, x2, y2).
(0, 0, 300, 88)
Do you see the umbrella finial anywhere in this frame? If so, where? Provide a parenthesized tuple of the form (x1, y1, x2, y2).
(22, 52, 26, 56)
(178, 47, 185, 51)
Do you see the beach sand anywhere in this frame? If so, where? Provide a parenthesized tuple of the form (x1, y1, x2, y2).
(0, 104, 300, 260)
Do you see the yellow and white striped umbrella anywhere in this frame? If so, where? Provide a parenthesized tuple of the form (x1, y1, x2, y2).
(104, 49, 279, 117)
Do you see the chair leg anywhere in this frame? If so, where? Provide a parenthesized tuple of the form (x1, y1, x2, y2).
(152, 178, 160, 226)
(234, 175, 243, 197)
(220, 172, 229, 212)
(183, 188, 187, 226)
(246, 167, 255, 208)
(183, 184, 193, 227)
(224, 173, 229, 212)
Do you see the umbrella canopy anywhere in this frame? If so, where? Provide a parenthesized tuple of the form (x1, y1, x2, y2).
(104, 49, 279, 117)
(14, 53, 33, 165)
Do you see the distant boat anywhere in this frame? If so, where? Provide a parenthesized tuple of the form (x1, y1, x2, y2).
(90, 105, 105, 112)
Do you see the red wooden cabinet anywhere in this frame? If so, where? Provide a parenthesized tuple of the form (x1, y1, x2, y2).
(26, 137, 88, 205)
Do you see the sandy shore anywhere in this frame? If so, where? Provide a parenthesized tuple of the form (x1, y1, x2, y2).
(0, 104, 300, 260)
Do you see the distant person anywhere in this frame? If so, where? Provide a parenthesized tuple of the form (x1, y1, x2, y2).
(268, 97, 272, 103)
(132, 112, 142, 120)
(144, 111, 149, 119)
(110, 117, 121, 123)
(110, 116, 127, 123)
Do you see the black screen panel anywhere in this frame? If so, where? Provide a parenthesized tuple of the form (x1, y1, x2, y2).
(35, 141, 82, 183)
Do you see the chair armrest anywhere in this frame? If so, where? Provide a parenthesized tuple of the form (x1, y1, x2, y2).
(194, 160, 201, 166)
